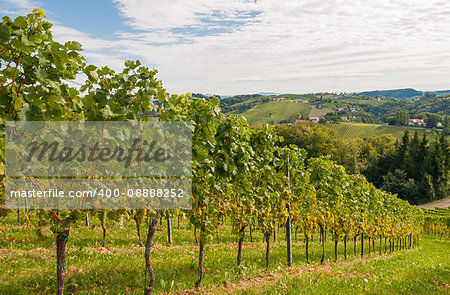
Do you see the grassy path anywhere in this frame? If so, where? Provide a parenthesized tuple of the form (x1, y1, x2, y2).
(418, 197, 450, 210)
(232, 236, 449, 294)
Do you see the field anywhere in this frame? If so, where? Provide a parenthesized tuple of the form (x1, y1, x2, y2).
(240, 101, 311, 124)
(0, 215, 449, 294)
(327, 123, 444, 139)
(330, 98, 386, 107)
(309, 106, 334, 117)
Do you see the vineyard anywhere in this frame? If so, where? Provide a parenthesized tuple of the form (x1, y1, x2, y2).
(0, 10, 449, 295)
(308, 106, 334, 117)
(423, 208, 450, 239)
(326, 123, 440, 139)
(238, 101, 311, 124)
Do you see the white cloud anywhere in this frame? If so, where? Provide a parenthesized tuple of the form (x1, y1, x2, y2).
(0, 0, 40, 15)
(113, 0, 260, 30)
(2, 0, 450, 94)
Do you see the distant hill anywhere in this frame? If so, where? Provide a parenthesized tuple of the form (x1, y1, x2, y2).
(432, 90, 450, 96)
(358, 88, 422, 99)
(195, 90, 448, 130)
(258, 92, 281, 96)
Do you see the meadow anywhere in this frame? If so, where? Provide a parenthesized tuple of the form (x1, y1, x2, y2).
(240, 101, 311, 124)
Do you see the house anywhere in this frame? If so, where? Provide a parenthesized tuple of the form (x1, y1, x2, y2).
(272, 97, 287, 101)
(335, 107, 346, 111)
(294, 119, 307, 124)
(309, 116, 324, 123)
(408, 119, 426, 127)
(340, 116, 348, 121)
(437, 122, 443, 128)
(294, 99, 308, 103)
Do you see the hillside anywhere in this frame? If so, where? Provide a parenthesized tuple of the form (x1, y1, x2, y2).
(326, 123, 443, 139)
(216, 92, 449, 139)
(239, 101, 311, 124)
(358, 88, 422, 99)
(220, 93, 387, 124)
(433, 90, 450, 96)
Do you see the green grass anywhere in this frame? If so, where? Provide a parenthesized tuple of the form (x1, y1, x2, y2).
(327, 123, 445, 140)
(309, 106, 334, 117)
(327, 123, 405, 139)
(0, 214, 449, 294)
(334, 98, 386, 107)
(234, 235, 450, 295)
(240, 101, 311, 124)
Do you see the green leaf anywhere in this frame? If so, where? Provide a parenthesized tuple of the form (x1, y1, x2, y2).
(29, 35, 42, 45)
(100, 105, 113, 118)
(13, 93, 24, 111)
(65, 41, 82, 51)
(124, 60, 141, 70)
(0, 23, 10, 43)
(46, 95, 66, 114)
(34, 67, 48, 81)
(12, 16, 27, 29)
(11, 38, 31, 53)
(48, 94, 66, 106)
(38, 54, 50, 67)
(98, 66, 112, 76)
(42, 22, 52, 30)
(88, 70, 98, 82)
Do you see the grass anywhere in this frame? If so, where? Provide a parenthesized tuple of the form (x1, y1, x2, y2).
(333, 98, 386, 107)
(234, 236, 449, 295)
(327, 123, 445, 140)
(0, 213, 449, 294)
(240, 101, 311, 124)
(309, 106, 334, 117)
(327, 123, 405, 139)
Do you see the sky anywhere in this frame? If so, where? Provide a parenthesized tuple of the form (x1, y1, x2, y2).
(1, 0, 450, 96)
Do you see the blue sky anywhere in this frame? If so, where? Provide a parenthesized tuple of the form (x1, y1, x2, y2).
(40, 0, 128, 38)
(1, 0, 450, 95)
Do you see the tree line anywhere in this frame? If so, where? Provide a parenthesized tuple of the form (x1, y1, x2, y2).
(276, 123, 449, 205)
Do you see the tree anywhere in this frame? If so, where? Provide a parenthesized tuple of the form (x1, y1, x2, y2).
(444, 116, 450, 135)
(425, 113, 440, 128)
(1, 10, 86, 294)
(275, 122, 338, 159)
